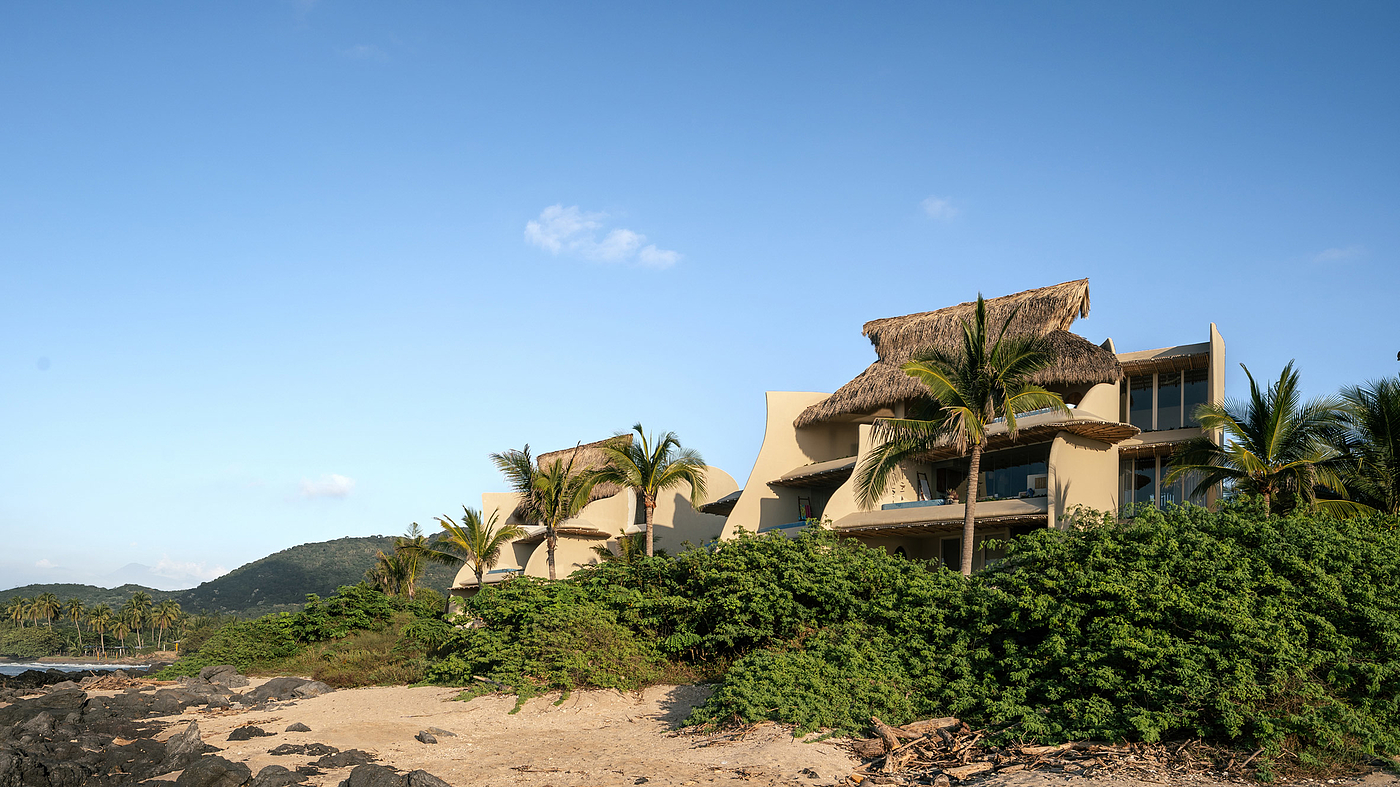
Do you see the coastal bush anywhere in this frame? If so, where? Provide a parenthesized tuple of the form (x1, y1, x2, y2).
(157, 583, 445, 679)
(424, 580, 661, 695)
(427, 505, 1400, 767)
(0, 626, 64, 659)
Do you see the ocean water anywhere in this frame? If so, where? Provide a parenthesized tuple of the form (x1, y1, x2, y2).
(0, 662, 145, 677)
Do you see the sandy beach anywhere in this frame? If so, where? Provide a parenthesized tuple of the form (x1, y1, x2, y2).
(111, 678, 1400, 787)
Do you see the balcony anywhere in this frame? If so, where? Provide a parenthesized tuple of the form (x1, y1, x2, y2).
(833, 497, 1050, 538)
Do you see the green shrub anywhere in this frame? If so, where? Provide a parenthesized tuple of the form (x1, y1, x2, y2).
(0, 627, 64, 659)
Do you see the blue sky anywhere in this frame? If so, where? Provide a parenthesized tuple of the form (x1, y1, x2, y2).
(2, 2, 1397, 589)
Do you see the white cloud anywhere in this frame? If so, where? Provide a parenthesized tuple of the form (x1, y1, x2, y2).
(524, 204, 682, 269)
(35, 558, 55, 569)
(1314, 245, 1367, 263)
(300, 473, 355, 499)
(921, 196, 959, 221)
(639, 245, 682, 268)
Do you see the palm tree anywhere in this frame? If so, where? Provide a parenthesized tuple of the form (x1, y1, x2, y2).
(34, 593, 61, 629)
(433, 507, 526, 589)
(113, 612, 133, 651)
(126, 592, 153, 647)
(5, 597, 28, 628)
(88, 605, 114, 657)
(366, 550, 407, 596)
(1165, 361, 1349, 517)
(66, 598, 86, 639)
(591, 424, 708, 557)
(854, 294, 1067, 576)
(491, 444, 599, 580)
(385, 523, 456, 600)
(1337, 376, 1400, 515)
(153, 600, 181, 651)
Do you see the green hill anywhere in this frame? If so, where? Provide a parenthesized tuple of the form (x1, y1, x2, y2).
(176, 535, 459, 615)
(0, 535, 462, 618)
(0, 583, 177, 610)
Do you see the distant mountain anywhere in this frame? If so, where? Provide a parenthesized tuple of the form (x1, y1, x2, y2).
(0, 535, 461, 618)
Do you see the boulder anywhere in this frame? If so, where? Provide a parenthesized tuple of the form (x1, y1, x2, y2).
(200, 666, 251, 689)
(413, 731, 436, 745)
(162, 721, 205, 773)
(338, 764, 404, 787)
(228, 726, 275, 742)
(20, 711, 56, 737)
(267, 744, 306, 756)
(46, 681, 81, 693)
(245, 678, 312, 704)
(313, 750, 375, 769)
(291, 682, 331, 699)
(285, 723, 311, 733)
(405, 771, 452, 787)
(304, 743, 338, 757)
(422, 727, 455, 738)
(252, 764, 306, 787)
(176, 756, 253, 787)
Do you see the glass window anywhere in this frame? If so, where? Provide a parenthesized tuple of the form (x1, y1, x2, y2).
(1183, 368, 1208, 427)
(1129, 375, 1154, 432)
(1133, 457, 1156, 505)
(1158, 460, 1184, 507)
(941, 538, 961, 571)
(1157, 372, 1181, 431)
(1119, 459, 1136, 512)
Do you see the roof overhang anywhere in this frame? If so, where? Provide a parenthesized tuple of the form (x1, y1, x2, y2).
(833, 498, 1050, 538)
(1117, 342, 1209, 378)
(770, 456, 857, 488)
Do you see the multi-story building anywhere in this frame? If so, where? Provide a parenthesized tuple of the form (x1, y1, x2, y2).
(705, 279, 1225, 571)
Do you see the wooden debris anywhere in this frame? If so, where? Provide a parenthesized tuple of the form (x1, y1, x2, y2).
(852, 717, 1287, 783)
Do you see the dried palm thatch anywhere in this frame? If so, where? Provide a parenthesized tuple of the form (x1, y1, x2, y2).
(795, 279, 1122, 428)
(536, 433, 634, 501)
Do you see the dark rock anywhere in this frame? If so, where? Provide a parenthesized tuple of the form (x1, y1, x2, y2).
(176, 756, 253, 787)
(206, 697, 232, 710)
(162, 721, 205, 773)
(295, 766, 322, 777)
(284, 723, 311, 733)
(422, 727, 455, 738)
(252, 764, 306, 787)
(46, 681, 81, 693)
(304, 743, 337, 757)
(0, 689, 89, 727)
(20, 711, 56, 736)
(291, 681, 330, 699)
(405, 770, 452, 787)
(313, 749, 374, 769)
(338, 764, 404, 787)
(413, 731, 436, 745)
(267, 744, 305, 756)
(245, 678, 311, 704)
(200, 666, 250, 689)
(228, 726, 275, 742)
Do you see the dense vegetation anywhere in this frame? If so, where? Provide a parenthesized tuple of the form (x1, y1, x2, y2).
(0, 532, 459, 655)
(407, 502, 1398, 771)
(155, 585, 445, 686)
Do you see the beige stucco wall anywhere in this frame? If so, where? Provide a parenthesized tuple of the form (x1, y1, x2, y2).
(522, 533, 607, 579)
(721, 391, 834, 539)
(649, 466, 739, 551)
(1047, 430, 1119, 529)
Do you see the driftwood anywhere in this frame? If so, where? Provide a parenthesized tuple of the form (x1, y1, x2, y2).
(847, 717, 1300, 785)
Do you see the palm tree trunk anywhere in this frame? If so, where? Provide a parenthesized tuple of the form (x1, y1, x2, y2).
(546, 531, 557, 581)
(961, 443, 984, 577)
(1262, 486, 1271, 517)
(644, 495, 657, 557)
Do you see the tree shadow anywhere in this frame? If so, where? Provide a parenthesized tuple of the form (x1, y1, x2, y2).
(654, 684, 715, 727)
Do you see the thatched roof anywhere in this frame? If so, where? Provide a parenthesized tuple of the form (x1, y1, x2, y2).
(536, 434, 634, 502)
(795, 280, 1122, 428)
(863, 279, 1092, 365)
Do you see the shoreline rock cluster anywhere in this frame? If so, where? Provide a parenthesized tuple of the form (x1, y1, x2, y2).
(0, 664, 455, 787)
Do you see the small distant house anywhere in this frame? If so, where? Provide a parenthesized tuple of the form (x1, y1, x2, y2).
(449, 435, 738, 597)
